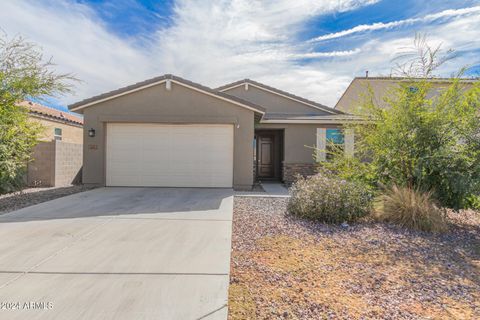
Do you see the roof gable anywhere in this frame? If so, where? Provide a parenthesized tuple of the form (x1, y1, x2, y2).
(216, 79, 342, 115)
(68, 74, 265, 114)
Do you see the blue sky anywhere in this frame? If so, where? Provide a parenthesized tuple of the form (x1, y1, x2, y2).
(1, 0, 479, 111)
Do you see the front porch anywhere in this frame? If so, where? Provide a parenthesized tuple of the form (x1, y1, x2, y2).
(252, 126, 354, 186)
(254, 129, 284, 182)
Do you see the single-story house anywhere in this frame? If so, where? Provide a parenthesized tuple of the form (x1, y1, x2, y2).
(335, 76, 477, 113)
(68, 74, 355, 190)
(23, 101, 84, 187)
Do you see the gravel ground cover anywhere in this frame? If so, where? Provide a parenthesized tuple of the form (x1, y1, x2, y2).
(0, 185, 96, 215)
(229, 197, 480, 320)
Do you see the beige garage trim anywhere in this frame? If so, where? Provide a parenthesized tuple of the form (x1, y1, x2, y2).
(106, 123, 234, 187)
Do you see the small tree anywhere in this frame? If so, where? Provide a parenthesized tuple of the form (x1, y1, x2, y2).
(0, 33, 76, 193)
(324, 35, 480, 209)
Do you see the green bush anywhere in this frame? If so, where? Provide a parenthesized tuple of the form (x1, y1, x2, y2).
(327, 79, 480, 209)
(376, 186, 448, 233)
(464, 194, 480, 210)
(288, 172, 373, 223)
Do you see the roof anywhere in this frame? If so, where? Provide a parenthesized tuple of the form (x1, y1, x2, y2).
(20, 101, 83, 125)
(216, 78, 343, 115)
(260, 113, 360, 124)
(68, 74, 266, 114)
(350, 76, 478, 83)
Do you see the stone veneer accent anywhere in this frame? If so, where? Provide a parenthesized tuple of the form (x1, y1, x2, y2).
(282, 162, 318, 185)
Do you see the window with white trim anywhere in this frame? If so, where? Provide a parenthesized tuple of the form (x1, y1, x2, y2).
(316, 128, 354, 161)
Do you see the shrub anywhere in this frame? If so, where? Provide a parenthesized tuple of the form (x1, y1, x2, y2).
(288, 172, 373, 223)
(376, 186, 448, 233)
(464, 194, 480, 210)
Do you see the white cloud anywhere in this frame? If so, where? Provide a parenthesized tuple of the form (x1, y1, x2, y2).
(289, 49, 362, 59)
(309, 6, 480, 42)
(0, 0, 154, 102)
(0, 0, 479, 108)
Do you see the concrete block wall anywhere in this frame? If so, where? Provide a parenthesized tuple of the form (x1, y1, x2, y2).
(27, 141, 56, 187)
(27, 141, 82, 187)
(54, 141, 83, 186)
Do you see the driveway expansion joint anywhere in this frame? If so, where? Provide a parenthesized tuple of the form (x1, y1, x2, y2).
(0, 217, 114, 290)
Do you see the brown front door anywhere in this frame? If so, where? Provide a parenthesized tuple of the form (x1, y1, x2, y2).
(257, 135, 274, 178)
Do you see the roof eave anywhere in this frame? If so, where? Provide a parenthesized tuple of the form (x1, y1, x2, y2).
(29, 111, 83, 126)
(260, 115, 363, 124)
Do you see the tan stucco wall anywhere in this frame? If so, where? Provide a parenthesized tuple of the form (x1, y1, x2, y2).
(335, 78, 474, 113)
(256, 123, 341, 164)
(30, 116, 83, 144)
(224, 85, 329, 115)
(81, 82, 255, 189)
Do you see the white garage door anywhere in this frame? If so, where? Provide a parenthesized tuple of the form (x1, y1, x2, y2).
(106, 123, 234, 187)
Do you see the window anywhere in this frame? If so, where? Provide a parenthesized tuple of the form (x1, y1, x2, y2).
(54, 128, 62, 141)
(326, 129, 344, 145)
(326, 129, 344, 160)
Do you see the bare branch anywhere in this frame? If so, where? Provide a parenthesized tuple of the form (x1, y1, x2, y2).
(0, 33, 79, 103)
(391, 33, 456, 78)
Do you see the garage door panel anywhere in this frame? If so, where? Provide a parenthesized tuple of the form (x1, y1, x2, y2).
(106, 124, 233, 187)
(107, 174, 141, 186)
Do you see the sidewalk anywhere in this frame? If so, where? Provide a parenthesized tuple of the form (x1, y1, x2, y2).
(235, 182, 290, 198)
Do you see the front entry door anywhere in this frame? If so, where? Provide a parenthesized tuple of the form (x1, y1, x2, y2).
(257, 135, 274, 178)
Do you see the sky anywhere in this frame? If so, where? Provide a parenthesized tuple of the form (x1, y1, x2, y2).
(1, 0, 479, 112)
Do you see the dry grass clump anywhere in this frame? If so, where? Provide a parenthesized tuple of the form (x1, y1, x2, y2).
(228, 283, 256, 319)
(376, 185, 448, 232)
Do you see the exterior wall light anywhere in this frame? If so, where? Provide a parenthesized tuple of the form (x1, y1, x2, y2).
(88, 128, 96, 137)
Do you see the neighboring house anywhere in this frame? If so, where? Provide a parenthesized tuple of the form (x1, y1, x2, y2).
(335, 76, 477, 113)
(68, 74, 355, 190)
(22, 101, 84, 187)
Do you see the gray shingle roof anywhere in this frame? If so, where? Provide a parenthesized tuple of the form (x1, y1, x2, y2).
(216, 78, 344, 115)
(68, 74, 266, 113)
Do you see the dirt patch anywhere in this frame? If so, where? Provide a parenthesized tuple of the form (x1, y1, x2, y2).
(0, 185, 97, 215)
(229, 197, 480, 319)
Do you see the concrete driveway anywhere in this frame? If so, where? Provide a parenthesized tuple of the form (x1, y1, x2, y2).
(0, 188, 233, 320)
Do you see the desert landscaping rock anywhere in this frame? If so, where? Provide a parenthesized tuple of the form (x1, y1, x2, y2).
(0, 185, 96, 215)
(229, 197, 480, 319)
